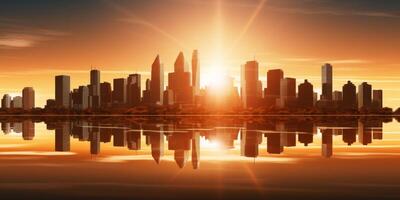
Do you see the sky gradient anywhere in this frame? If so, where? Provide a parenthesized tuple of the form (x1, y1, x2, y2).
(1, 0, 400, 107)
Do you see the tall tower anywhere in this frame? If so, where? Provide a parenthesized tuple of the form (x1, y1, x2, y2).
(127, 74, 141, 106)
(168, 52, 192, 104)
(321, 63, 333, 100)
(298, 79, 314, 108)
(192, 50, 200, 96)
(55, 75, 70, 108)
(358, 82, 372, 109)
(22, 87, 35, 110)
(342, 81, 357, 110)
(89, 69, 101, 108)
(150, 55, 164, 105)
(241, 60, 259, 109)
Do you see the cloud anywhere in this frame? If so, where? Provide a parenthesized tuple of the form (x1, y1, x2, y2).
(323, 59, 369, 64)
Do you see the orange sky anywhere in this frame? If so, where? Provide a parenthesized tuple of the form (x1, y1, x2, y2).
(0, 0, 399, 107)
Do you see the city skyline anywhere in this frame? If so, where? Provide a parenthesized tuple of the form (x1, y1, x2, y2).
(1, 0, 400, 107)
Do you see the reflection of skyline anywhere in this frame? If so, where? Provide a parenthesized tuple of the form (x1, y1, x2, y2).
(0, 117, 386, 169)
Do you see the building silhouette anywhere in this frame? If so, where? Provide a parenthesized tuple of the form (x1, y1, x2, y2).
(373, 89, 383, 109)
(1, 94, 11, 109)
(76, 86, 89, 110)
(321, 63, 333, 101)
(168, 52, 193, 105)
(358, 82, 372, 109)
(113, 78, 127, 105)
(55, 122, 71, 151)
(100, 82, 112, 108)
(55, 75, 71, 108)
(163, 88, 174, 106)
(11, 96, 23, 108)
(22, 120, 35, 140)
(298, 79, 314, 108)
(89, 69, 101, 108)
(22, 87, 35, 110)
(142, 79, 152, 104)
(265, 69, 283, 106)
(241, 60, 260, 109)
(150, 55, 164, 105)
(277, 78, 296, 108)
(127, 74, 141, 106)
(192, 50, 200, 97)
(342, 81, 357, 110)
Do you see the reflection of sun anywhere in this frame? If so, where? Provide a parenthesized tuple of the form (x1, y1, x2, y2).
(200, 138, 221, 149)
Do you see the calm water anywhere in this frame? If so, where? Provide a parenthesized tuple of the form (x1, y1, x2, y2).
(0, 116, 400, 199)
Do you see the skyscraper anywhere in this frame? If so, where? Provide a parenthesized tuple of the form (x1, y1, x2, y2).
(168, 52, 192, 104)
(100, 82, 112, 108)
(1, 94, 11, 109)
(241, 60, 259, 108)
(12, 96, 23, 108)
(113, 78, 127, 105)
(55, 75, 70, 108)
(321, 63, 333, 100)
(78, 86, 89, 110)
(277, 78, 296, 108)
(142, 79, 152, 104)
(358, 82, 372, 109)
(298, 79, 314, 108)
(22, 87, 35, 110)
(342, 81, 357, 110)
(373, 89, 383, 109)
(192, 50, 200, 96)
(265, 69, 284, 99)
(150, 55, 164, 105)
(89, 69, 101, 108)
(127, 74, 141, 106)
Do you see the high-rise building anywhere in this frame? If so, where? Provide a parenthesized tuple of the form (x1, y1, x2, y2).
(100, 82, 112, 108)
(277, 78, 296, 108)
(358, 82, 372, 109)
(142, 79, 152, 104)
(168, 52, 193, 104)
(89, 69, 101, 108)
(127, 74, 141, 106)
(150, 55, 164, 105)
(298, 79, 313, 108)
(1, 94, 11, 109)
(241, 60, 259, 108)
(333, 91, 343, 101)
(321, 63, 333, 100)
(55, 75, 70, 108)
(163, 88, 174, 106)
(192, 50, 200, 96)
(265, 69, 284, 99)
(113, 78, 127, 105)
(22, 87, 35, 110)
(11, 96, 23, 108)
(78, 86, 89, 110)
(373, 89, 383, 109)
(342, 81, 357, 110)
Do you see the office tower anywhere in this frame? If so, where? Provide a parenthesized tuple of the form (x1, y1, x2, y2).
(113, 78, 127, 105)
(55, 75, 70, 108)
(168, 52, 193, 104)
(127, 74, 141, 106)
(313, 92, 318, 106)
(55, 122, 70, 152)
(78, 86, 89, 110)
(11, 96, 23, 108)
(142, 79, 152, 103)
(342, 81, 357, 109)
(277, 78, 296, 108)
(358, 82, 372, 109)
(333, 91, 343, 101)
(22, 87, 35, 110)
(163, 88, 174, 106)
(265, 69, 284, 105)
(372, 89, 383, 108)
(89, 69, 101, 108)
(321, 63, 333, 100)
(100, 82, 112, 108)
(22, 120, 35, 140)
(150, 55, 164, 105)
(241, 60, 259, 108)
(1, 94, 11, 109)
(298, 79, 314, 108)
(192, 50, 200, 96)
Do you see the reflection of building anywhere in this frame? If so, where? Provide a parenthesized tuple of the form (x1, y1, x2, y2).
(113, 129, 127, 147)
(321, 63, 333, 100)
(168, 132, 192, 168)
(90, 127, 100, 155)
(266, 133, 283, 154)
(55, 122, 71, 152)
(358, 121, 372, 145)
(144, 126, 165, 164)
(321, 129, 333, 158)
(1, 122, 11, 134)
(192, 132, 200, 169)
(55, 75, 71, 108)
(343, 129, 357, 145)
(241, 60, 259, 109)
(22, 87, 35, 110)
(22, 120, 35, 140)
(127, 132, 141, 150)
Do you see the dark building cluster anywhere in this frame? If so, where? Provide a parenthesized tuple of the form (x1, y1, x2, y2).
(0, 117, 386, 169)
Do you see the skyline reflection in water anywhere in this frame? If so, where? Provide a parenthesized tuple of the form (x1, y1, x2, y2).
(1, 116, 400, 199)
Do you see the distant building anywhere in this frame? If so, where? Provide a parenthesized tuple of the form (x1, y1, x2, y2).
(168, 52, 193, 105)
(192, 50, 200, 96)
(333, 91, 343, 101)
(89, 69, 101, 108)
(150, 55, 164, 105)
(22, 87, 35, 110)
(163, 88, 174, 106)
(113, 78, 127, 105)
(100, 82, 112, 108)
(321, 63, 333, 100)
(55, 75, 70, 108)
(142, 79, 152, 104)
(265, 69, 284, 104)
(358, 82, 372, 109)
(313, 92, 318, 106)
(373, 89, 383, 109)
(277, 78, 296, 108)
(241, 60, 259, 108)
(127, 74, 141, 106)
(1, 94, 11, 109)
(78, 86, 89, 110)
(342, 81, 357, 110)
(298, 79, 313, 108)
(11, 96, 23, 108)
